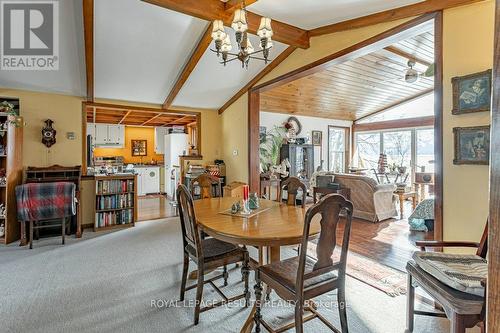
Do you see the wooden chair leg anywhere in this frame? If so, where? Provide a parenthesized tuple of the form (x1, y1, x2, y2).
(406, 273, 415, 333)
(29, 220, 34, 249)
(254, 271, 263, 333)
(295, 301, 304, 333)
(180, 253, 189, 301)
(450, 313, 466, 333)
(241, 253, 250, 306)
(61, 217, 65, 245)
(223, 264, 228, 286)
(338, 279, 349, 333)
(194, 267, 204, 325)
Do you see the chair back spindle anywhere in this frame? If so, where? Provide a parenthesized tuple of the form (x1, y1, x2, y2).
(281, 177, 307, 208)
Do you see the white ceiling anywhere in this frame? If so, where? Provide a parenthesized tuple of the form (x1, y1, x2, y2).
(248, 0, 425, 30)
(94, 0, 208, 104)
(0, 0, 86, 96)
(173, 33, 287, 109)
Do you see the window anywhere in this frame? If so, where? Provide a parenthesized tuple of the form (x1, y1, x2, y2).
(354, 132, 380, 169)
(383, 131, 412, 170)
(416, 128, 435, 173)
(328, 127, 347, 172)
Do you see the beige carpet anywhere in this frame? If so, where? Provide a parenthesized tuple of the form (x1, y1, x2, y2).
(0, 218, 473, 333)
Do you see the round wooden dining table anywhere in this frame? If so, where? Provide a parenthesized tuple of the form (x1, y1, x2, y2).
(193, 196, 321, 333)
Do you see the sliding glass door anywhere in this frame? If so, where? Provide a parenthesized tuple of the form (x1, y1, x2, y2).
(328, 127, 348, 172)
(383, 130, 412, 172)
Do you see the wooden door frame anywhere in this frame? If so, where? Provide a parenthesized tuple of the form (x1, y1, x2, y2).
(326, 125, 351, 173)
(488, 0, 500, 330)
(248, 12, 444, 242)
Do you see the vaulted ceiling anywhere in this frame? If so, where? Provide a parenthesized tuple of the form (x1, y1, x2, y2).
(0, 0, 477, 117)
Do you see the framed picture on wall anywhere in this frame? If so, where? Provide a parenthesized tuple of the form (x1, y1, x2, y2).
(131, 140, 147, 156)
(312, 130, 322, 146)
(451, 69, 492, 114)
(453, 126, 490, 165)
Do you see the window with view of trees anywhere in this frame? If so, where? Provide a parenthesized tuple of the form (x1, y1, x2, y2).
(328, 127, 347, 172)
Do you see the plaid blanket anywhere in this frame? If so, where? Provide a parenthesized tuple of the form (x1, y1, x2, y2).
(16, 182, 76, 221)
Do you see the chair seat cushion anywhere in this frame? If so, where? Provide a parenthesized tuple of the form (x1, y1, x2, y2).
(412, 251, 487, 296)
(259, 256, 337, 293)
(186, 238, 242, 260)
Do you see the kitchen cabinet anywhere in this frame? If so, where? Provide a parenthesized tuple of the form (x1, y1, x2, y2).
(154, 127, 168, 154)
(89, 123, 125, 147)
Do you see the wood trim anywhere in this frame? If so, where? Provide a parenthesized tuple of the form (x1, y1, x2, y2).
(252, 13, 438, 93)
(224, 0, 258, 11)
(82, 102, 199, 116)
(355, 89, 434, 123)
(82, 0, 94, 102)
(165, 115, 190, 126)
(433, 11, 444, 244)
(162, 24, 213, 109)
(140, 113, 163, 126)
(81, 102, 88, 174)
(248, 90, 260, 192)
(218, 46, 296, 114)
(118, 110, 132, 124)
(309, 0, 483, 37)
(327, 125, 351, 172)
(488, 2, 500, 328)
(353, 116, 435, 132)
(383, 46, 432, 67)
(142, 0, 309, 49)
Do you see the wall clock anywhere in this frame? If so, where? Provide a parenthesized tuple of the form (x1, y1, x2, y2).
(42, 119, 56, 148)
(287, 116, 302, 135)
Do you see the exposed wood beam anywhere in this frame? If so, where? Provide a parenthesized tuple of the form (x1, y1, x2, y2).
(118, 110, 132, 124)
(82, 0, 94, 101)
(353, 116, 434, 132)
(224, 0, 258, 11)
(383, 46, 432, 67)
(218, 46, 296, 114)
(354, 88, 434, 122)
(142, 0, 309, 49)
(83, 102, 199, 116)
(309, 0, 484, 36)
(163, 24, 213, 109)
(164, 115, 190, 126)
(140, 113, 163, 126)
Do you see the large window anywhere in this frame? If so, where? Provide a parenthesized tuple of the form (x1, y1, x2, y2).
(328, 127, 348, 172)
(354, 127, 434, 182)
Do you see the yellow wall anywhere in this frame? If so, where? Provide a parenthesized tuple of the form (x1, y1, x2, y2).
(220, 1, 493, 242)
(93, 126, 164, 164)
(442, 1, 492, 243)
(0, 90, 221, 168)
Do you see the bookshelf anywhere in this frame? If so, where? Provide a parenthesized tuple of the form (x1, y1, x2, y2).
(0, 97, 23, 245)
(94, 175, 137, 231)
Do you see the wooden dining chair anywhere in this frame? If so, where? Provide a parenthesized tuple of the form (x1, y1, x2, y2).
(177, 184, 250, 325)
(406, 221, 488, 333)
(280, 176, 307, 208)
(254, 193, 354, 333)
(190, 173, 222, 199)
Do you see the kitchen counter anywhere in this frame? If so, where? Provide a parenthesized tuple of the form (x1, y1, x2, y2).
(131, 164, 163, 168)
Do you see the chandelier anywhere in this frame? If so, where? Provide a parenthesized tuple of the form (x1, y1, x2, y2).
(210, 2, 273, 68)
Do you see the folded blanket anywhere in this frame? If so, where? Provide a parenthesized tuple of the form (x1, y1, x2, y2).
(16, 182, 76, 221)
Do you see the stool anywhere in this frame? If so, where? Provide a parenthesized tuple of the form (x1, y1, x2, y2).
(28, 217, 69, 249)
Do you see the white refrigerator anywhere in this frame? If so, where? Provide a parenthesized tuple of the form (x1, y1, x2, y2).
(164, 133, 188, 199)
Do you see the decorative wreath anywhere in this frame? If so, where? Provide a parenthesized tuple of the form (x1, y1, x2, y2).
(286, 116, 302, 135)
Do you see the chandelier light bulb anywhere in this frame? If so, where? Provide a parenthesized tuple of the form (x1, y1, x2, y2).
(211, 20, 226, 42)
(221, 34, 232, 53)
(231, 9, 248, 33)
(257, 17, 273, 39)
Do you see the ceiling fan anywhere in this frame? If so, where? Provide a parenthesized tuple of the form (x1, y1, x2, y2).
(383, 59, 435, 84)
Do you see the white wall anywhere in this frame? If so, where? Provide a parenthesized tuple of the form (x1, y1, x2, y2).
(260, 112, 352, 170)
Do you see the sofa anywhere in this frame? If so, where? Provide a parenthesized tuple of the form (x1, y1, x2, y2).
(333, 173, 398, 222)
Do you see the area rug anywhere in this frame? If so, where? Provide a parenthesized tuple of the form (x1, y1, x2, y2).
(307, 243, 407, 297)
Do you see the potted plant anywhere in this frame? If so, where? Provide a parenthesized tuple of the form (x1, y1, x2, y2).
(0, 101, 22, 127)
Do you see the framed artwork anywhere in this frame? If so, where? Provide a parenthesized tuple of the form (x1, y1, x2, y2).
(312, 130, 322, 146)
(131, 140, 147, 156)
(452, 69, 492, 115)
(453, 126, 490, 165)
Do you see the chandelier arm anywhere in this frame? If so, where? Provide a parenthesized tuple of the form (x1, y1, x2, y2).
(219, 57, 240, 64)
(248, 56, 272, 61)
(246, 46, 273, 56)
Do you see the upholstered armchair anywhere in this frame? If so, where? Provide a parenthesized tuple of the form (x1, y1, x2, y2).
(333, 173, 397, 222)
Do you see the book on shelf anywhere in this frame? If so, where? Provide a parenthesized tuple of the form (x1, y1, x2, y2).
(96, 179, 134, 194)
(96, 193, 134, 210)
(95, 209, 133, 228)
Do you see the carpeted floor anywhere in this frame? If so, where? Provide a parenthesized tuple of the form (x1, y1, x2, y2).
(0, 218, 477, 333)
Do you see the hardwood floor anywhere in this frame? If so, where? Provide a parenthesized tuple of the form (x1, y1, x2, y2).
(137, 194, 177, 221)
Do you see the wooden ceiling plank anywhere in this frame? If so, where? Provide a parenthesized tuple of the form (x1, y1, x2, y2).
(83, 0, 94, 101)
(164, 115, 190, 126)
(142, 0, 309, 48)
(218, 46, 296, 114)
(309, 0, 483, 36)
(140, 113, 163, 126)
(83, 101, 199, 116)
(383, 46, 432, 67)
(354, 88, 434, 122)
(162, 24, 213, 109)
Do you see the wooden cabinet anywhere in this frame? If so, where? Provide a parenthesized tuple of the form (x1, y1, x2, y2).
(88, 123, 125, 147)
(154, 127, 168, 154)
(280, 144, 315, 183)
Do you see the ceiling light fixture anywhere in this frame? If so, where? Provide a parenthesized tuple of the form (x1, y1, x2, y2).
(210, 1, 273, 69)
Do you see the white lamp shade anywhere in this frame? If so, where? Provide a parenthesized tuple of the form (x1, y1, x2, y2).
(245, 39, 254, 54)
(265, 38, 273, 49)
(231, 9, 248, 32)
(221, 35, 232, 52)
(211, 20, 226, 41)
(257, 17, 273, 39)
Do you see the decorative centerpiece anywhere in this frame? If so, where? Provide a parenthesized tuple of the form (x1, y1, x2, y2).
(241, 185, 251, 214)
(248, 193, 260, 210)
